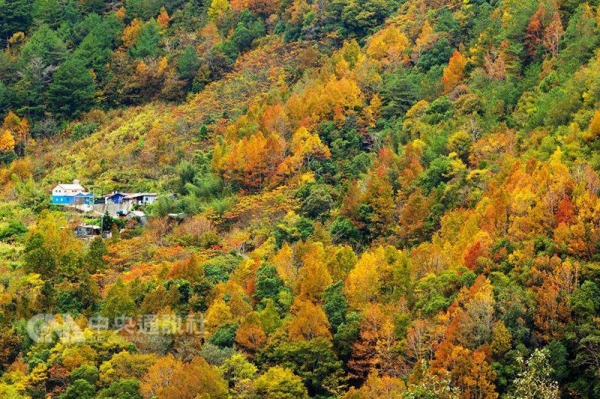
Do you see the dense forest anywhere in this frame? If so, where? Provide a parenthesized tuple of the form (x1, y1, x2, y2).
(3, 0, 600, 397)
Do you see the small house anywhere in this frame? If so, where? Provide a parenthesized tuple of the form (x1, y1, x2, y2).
(105, 192, 129, 205)
(125, 193, 157, 206)
(52, 180, 93, 205)
(74, 224, 101, 237)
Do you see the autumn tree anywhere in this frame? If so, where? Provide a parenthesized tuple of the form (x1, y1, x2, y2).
(555, 195, 574, 226)
(344, 372, 406, 398)
(533, 278, 571, 343)
(0, 130, 15, 153)
(204, 298, 234, 334)
(430, 341, 498, 398)
(140, 355, 228, 398)
(219, 353, 257, 397)
(213, 131, 285, 191)
(235, 317, 268, 356)
(288, 299, 332, 341)
(525, 5, 548, 57)
(276, 127, 331, 179)
(362, 165, 396, 237)
(405, 319, 437, 365)
(208, 0, 230, 22)
(366, 25, 410, 66)
(167, 255, 206, 284)
(253, 367, 308, 399)
(295, 242, 333, 302)
(398, 141, 424, 186)
(587, 110, 600, 140)
(490, 321, 512, 357)
(99, 351, 157, 387)
(450, 275, 496, 349)
(157, 7, 170, 30)
(344, 304, 402, 381)
(122, 19, 143, 49)
(286, 75, 363, 127)
(543, 12, 564, 57)
(23, 211, 84, 280)
(442, 50, 467, 94)
(2, 111, 29, 155)
(345, 248, 384, 309)
(414, 20, 435, 60)
(398, 189, 430, 246)
(0, 329, 21, 373)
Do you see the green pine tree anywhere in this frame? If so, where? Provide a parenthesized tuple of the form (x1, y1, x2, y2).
(177, 45, 200, 81)
(0, 0, 32, 38)
(49, 57, 96, 117)
(130, 20, 160, 58)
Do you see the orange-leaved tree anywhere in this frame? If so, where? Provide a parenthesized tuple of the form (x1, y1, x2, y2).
(442, 50, 467, 94)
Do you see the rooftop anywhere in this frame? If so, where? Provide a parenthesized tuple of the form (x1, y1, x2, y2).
(125, 193, 157, 198)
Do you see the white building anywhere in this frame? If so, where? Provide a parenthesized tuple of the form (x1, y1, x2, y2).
(125, 193, 157, 205)
(52, 179, 85, 196)
(51, 180, 93, 205)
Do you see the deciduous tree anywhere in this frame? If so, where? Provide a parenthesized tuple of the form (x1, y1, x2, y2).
(140, 355, 227, 398)
(253, 366, 308, 399)
(442, 50, 467, 94)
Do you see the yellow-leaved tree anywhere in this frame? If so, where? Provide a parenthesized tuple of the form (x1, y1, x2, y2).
(141, 354, 228, 398)
(276, 127, 331, 180)
(0, 130, 15, 153)
(295, 242, 333, 302)
(1, 111, 29, 155)
(367, 25, 410, 66)
(345, 248, 385, 309)
(586, 110, 600, 140)
(208, 0, 230, 21)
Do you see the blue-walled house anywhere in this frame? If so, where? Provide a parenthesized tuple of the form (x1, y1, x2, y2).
(105, 192, 128, 205)
(51, 180, 93, 205)
(51, 183, 157, 209)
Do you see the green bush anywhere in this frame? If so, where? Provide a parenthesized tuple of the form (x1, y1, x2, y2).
(0, 221, 27, 242)
(71, 122, 98, 140)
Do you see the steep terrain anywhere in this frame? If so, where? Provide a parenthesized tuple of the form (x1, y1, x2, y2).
(2, 0, 600, 397)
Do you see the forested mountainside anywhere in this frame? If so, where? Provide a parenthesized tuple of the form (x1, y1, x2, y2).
(3, 0, 600, 397)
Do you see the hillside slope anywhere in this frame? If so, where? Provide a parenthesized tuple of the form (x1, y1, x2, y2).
(2, 0, 600, 398)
